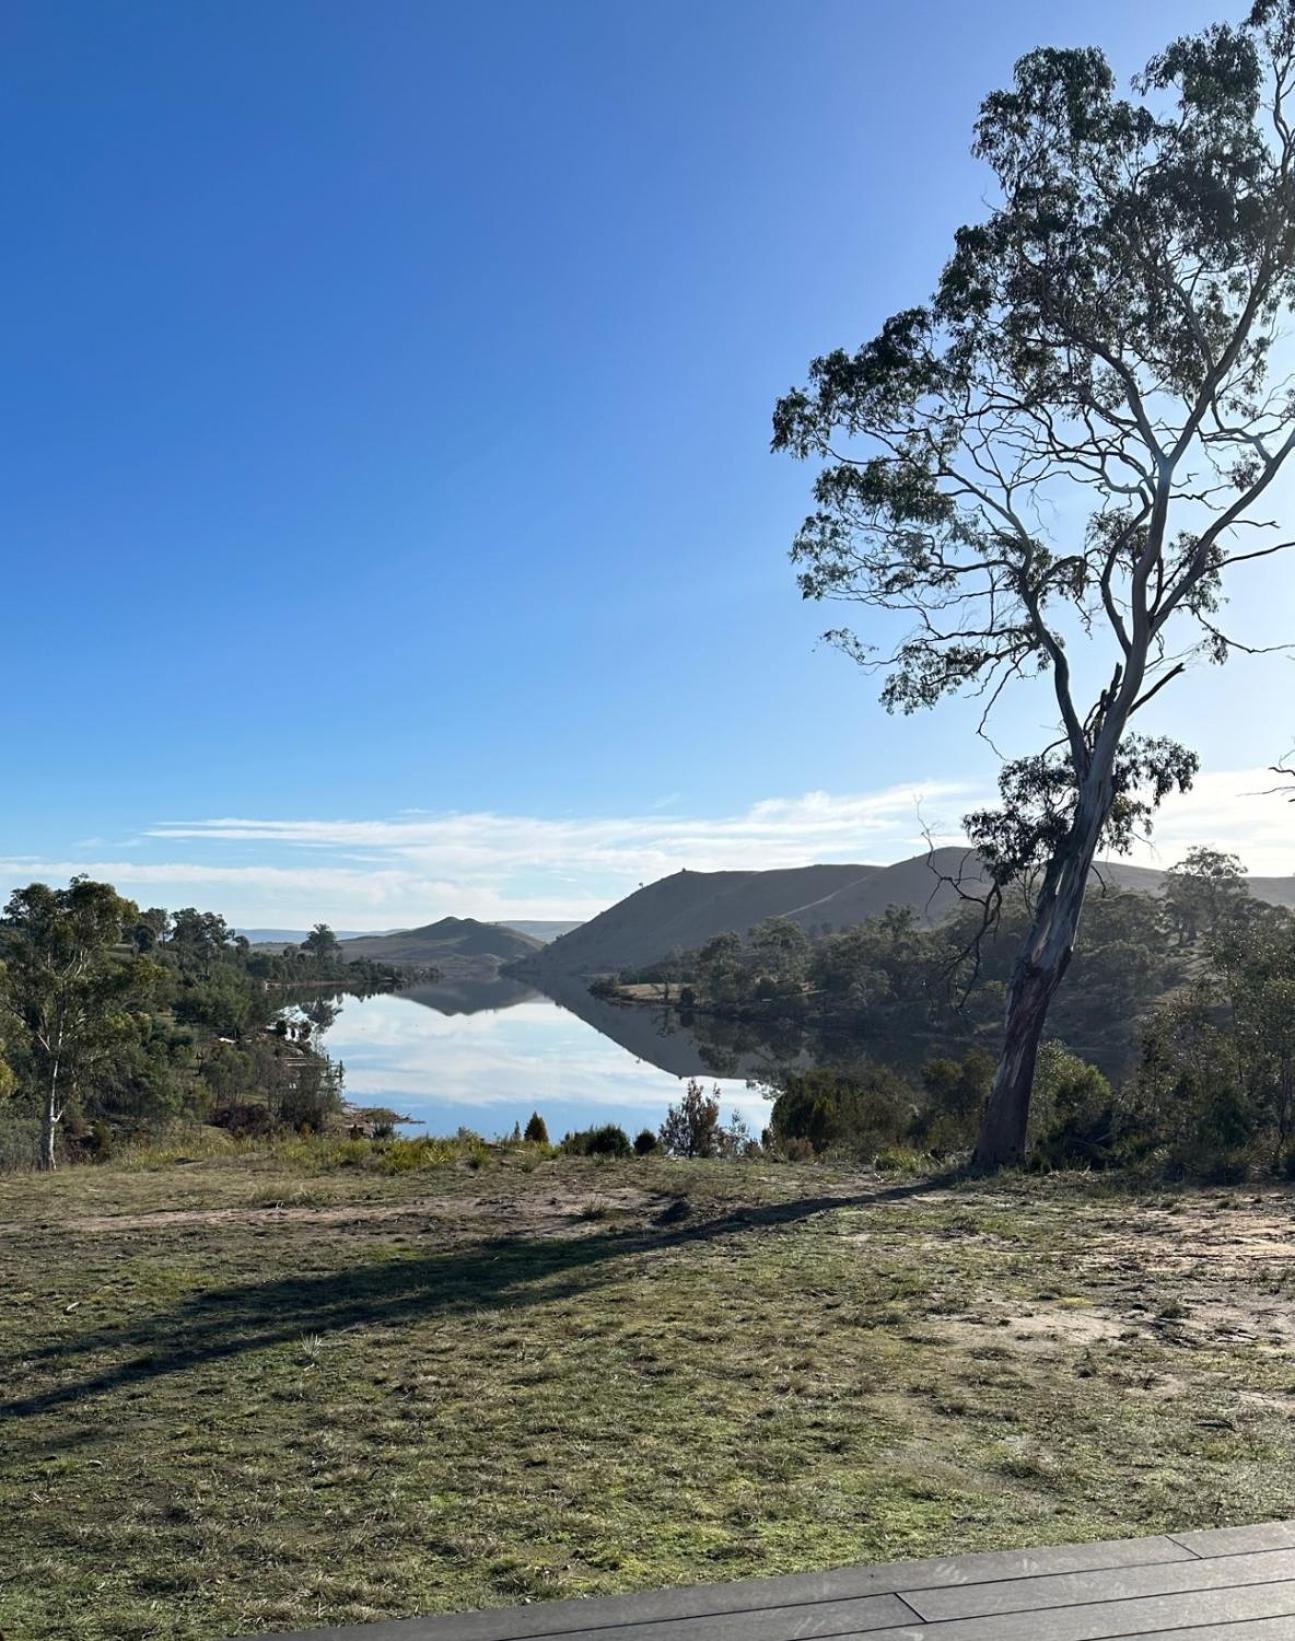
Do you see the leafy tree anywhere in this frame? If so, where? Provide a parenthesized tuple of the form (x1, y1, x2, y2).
(130, 908, 170, 954)
(775, 5, 1295, 1165)
(694, 932, 745, 1004)
(523, 1110, 549, 1144)
(168, 908, 233, 977)
(1, 880, 152, 1169)
(659, 1079, 723, 1157)
(301, 923, 342, 964)
(633, 1127, 658, 1156)
(746, 917, 812, 999)
(0, 961, 17, 1105)
(1164, 847, 1250, 945)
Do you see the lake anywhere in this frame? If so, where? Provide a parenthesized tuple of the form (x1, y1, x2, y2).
(316, 978, 783, 1141)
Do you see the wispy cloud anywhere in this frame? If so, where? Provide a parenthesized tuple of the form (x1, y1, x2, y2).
(0, 784, 976, 926)
(1, 772, 1288, 927)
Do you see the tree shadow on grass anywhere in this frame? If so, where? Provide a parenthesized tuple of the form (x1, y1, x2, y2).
(0, 1173, 959, 1422)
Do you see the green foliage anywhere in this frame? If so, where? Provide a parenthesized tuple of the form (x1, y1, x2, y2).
(560, 1124, 632, 1158)
(0, 880, 388, 1167)
(658, 1080, 724, 1158)
(1, 879, 154, 1167)
(633, 1128, 659, 1156)
(1027, 1044, 1118, 1171)
(645, 888, 1178, 1070)
(913, 1048, 995, 1153)
(1164, 848, 1251, 946)
(523, 1110, 549, 1145)
(1124, 906, 1295, 1178)
(769, 1062, 919, 1159)
(775, 4, 1295, 1162)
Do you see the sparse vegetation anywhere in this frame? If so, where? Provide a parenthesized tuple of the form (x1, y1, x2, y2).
(3, 1150, 1295, 1640)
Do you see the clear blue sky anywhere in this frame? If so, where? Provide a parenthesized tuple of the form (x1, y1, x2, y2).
(3, 0, 1288, 926)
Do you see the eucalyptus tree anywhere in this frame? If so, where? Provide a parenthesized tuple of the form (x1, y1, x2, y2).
(2, 879, 148, 1170)
(774, 3, 1295, 1166)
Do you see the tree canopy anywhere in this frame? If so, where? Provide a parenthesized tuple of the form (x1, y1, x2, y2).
(775, 2, 1295, 1164)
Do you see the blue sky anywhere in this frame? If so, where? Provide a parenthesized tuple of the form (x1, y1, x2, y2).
(3, 0, 1290, 926)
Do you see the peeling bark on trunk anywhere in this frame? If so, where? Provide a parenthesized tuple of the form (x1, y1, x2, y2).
(974, 809, 1108, 1171)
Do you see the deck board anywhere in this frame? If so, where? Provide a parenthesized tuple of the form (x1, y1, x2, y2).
(238, 1521, 1295, 1640)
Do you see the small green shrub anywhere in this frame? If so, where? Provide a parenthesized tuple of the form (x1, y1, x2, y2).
(633, 1128, 658, 1156)
(560, 1124, 632, 1158)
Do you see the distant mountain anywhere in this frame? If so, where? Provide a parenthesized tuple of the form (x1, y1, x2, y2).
(239, 928, 387, 946)
(339, 916, 544, 976)
(521, 848, 1295, 977)
(498, 919, 583, 943)
(242, 919, 579, 950)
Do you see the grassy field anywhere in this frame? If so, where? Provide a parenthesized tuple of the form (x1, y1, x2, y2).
(2, 1145, 1294, 1640)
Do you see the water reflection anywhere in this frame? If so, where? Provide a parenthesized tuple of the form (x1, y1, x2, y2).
(318, 980, 770, 1141)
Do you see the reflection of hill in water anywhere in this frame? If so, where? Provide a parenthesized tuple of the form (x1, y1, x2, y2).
(537, 977, 990, 1086)
(400, 977, 540, 1017)
(535, 975, 806, 1085)
(398, 973, 989, 1088)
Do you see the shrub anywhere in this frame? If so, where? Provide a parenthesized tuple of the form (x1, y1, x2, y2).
(211, 1100, 277, 1138)
(778, 1134, 815, 1163)
(911, 1049, 995, 1154)
(633, 1128, 658, 1156)
(874, 1144, 930, 1175)
(769, 1062, 916, 1157)
(560, 1124, 632, 1158)
(1027, 1043, 1118, 1170)
(524, 1111, 549, 1145)
(659, 1080, 723, 1158)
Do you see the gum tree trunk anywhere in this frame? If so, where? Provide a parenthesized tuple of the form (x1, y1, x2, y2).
(973, 803, 1109, 1171)
(38, 1061, 60, 1172)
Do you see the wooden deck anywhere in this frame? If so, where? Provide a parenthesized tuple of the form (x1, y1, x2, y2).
(244, 1519, 1295, 1639)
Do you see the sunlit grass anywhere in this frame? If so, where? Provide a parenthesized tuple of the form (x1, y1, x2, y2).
(1, 1149, 1293, 1639)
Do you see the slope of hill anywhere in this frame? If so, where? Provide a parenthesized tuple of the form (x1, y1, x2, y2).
(339, 917, 544, 977)
(523, 849, 1295, 977)
(520, 864, 872, 978)
(499, 920, 583, 942)
(239, 928, 385, 946)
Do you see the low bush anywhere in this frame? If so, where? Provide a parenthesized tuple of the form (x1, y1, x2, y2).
(560, 1124, 632, 1158)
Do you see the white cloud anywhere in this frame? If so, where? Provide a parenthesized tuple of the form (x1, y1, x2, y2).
(1, 783, 976, 927)
(1125, 766, 1295, 877)
(2, 771, 1287, 927)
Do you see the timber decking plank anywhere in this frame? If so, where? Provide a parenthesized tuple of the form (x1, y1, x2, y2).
(233, 1525, 1295, 1640)
(1131, 1623, 1295, 1639)
(902, 1546, 1295, 1622)
(1169, 1521, 1295, 1559)
(864, 1578, 1295, 1641)
(238, 1533, 1193, 1641)
(239, 1593, 912, 1641)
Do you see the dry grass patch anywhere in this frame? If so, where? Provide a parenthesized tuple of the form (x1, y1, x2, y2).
(0, 1153, 1293, 1639)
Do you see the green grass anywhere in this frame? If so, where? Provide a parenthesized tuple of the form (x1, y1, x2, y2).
(1, 1144, 1294, 1639)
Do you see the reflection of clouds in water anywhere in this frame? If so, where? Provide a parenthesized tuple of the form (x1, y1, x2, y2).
(323, 994, 766, 1131)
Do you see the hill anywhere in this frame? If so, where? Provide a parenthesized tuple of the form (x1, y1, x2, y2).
(239, 928, 384, 946)
(340, 917, 544, 978)
(521, 848, 1295, 977)
(242, 919, 578, 951)
(499, 919, 583, 942)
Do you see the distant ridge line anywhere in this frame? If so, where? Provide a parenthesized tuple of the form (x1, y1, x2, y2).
(520, 848, 1295, 977)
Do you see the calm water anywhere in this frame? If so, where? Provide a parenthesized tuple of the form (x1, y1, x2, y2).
(317, 979, 778, 1141)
